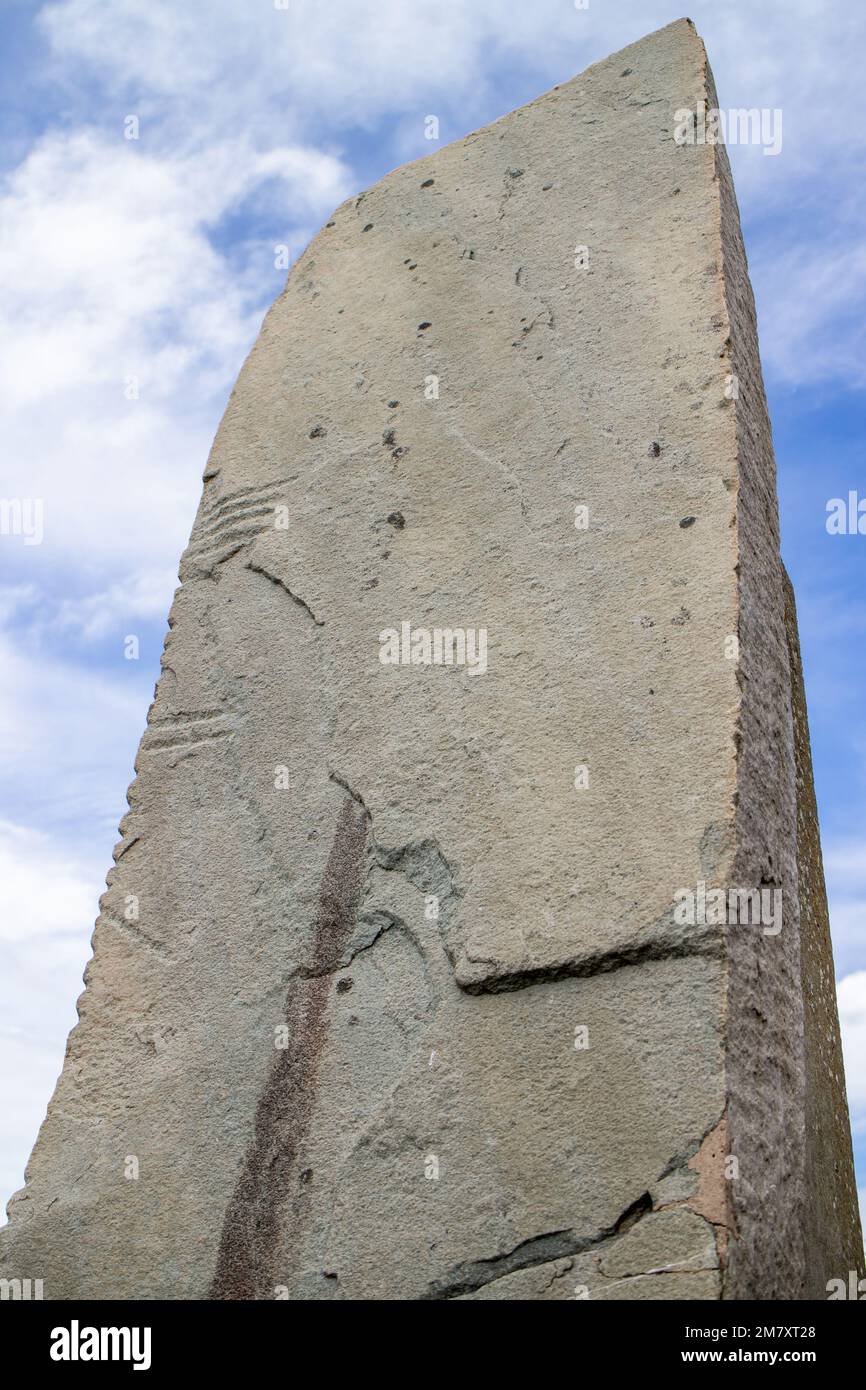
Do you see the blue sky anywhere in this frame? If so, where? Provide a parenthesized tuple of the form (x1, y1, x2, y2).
(1, 0, 864, 1239)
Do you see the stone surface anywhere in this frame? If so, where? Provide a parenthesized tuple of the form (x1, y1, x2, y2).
(1, 18, 861, 1300)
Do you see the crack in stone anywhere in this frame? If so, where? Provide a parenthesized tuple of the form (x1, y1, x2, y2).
(327, 769, 461, 980)
(657, 1110, 726, 1183)
(329, 769, 459, 918)
(98, 910, 173, 963)
(446, 422, 528, 519)
(457, 916, 725, 994)
(246, 557, 324, 626)
(327, 768, 368, 810)
(292, 909, 401, 980)
(424, 1191, 653, 1299)
(374, 838, 457, 904)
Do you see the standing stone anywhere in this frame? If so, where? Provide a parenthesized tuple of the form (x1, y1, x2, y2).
(2, 19, 861, 1301)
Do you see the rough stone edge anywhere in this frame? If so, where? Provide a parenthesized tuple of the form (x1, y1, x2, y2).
(710, 45, 806, 1301)
(782, 569, 864, 1294)
(704, 46, 860, 1296)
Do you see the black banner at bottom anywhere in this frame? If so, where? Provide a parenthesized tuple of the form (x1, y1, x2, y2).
(2, 1296, 861, 1374)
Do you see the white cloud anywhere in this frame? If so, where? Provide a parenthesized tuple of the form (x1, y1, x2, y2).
(0, 585, 38, 626)
(0, 567, 179, 644)
(0, 627, 145, 839)
(0, 619, 145, 1217)
(0, 1033, 78, 1218)
(828, 898, 866, 976)
(36, 0, 551, 134)
(819, 841, 866, 980)
(50, 569, 178, 642)
(753, 240, 866, 389)
(0, 819, 100, 1219)
(0, 129, 351, 586)
(0, 820, 96, 944)
(838, 972, 866, 1129)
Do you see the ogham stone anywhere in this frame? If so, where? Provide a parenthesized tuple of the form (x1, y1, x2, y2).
(1, 19, 861, 1300)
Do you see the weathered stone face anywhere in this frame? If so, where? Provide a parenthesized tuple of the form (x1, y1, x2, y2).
(1, 18, 860, 1300)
